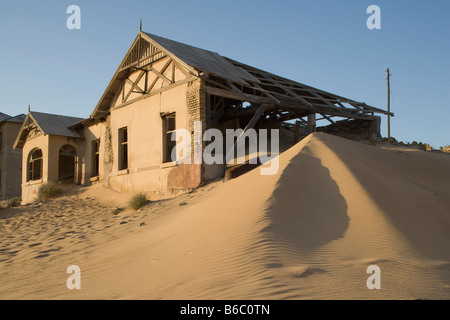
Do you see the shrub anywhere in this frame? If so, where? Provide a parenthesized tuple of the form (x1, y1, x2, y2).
(37, 182, 63, 201)
(129, 192, 148, 210)
(6, 197, 21, 208)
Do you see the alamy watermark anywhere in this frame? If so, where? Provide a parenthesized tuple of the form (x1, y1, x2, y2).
(66, 265, 81, 289)
(66, 5, 81, 30)
(367, 5, 381, 30)
(366, 265, 381, 289)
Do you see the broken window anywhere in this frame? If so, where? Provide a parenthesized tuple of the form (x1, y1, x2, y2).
(28, 148, 43, 181)
(92, 139, 100, 177)
(162, 113, 176, 163)
(118, 127, 128, 170)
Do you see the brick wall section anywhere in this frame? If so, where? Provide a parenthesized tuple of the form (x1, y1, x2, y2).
(103, 116, 113, 164)
(186, 79, 207, 155)
(166, 78, 206, 190)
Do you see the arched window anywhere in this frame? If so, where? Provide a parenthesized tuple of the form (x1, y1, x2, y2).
(28, 148, 43, 182)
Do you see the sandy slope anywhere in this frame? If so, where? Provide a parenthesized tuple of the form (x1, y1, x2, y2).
(1, 133, 449, 299)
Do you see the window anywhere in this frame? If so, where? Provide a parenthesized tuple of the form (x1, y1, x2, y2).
(118, 127, 128, 170)
(162, 113, 176, 163)
(92, 140, 100, 177)
(28, 148, 43, 181)
(0, 132, 3, 151)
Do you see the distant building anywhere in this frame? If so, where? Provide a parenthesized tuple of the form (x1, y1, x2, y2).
(0, 112, 26, 199)
(13, 30, 392, 203)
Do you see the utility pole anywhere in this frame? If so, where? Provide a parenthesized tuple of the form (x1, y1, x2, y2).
(385, 68, 391, 139)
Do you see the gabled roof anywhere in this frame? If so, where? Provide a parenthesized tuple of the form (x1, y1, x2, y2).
(142, 32, 259, 85)
(90, 30, 392, 121)
(0, 113, 26, 124)
(89, 31, 268, 119)
(30, 112, 84, 137)
(14, 111, 85, 149)
(2, 114, 26, 124)
(0, 112, 11, 122)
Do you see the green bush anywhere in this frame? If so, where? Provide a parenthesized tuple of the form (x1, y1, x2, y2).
(6, 197, 21, 208)
(129, 192, 148, 210)
(37, 182, 63, 201)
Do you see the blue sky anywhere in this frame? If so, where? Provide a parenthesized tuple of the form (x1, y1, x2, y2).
(1, 0, 449, 147)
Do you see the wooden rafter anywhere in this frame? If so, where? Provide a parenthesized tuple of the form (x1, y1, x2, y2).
(224, 58, 393, 117)
(260, 74, 312, 107)
(205, 86, 276, 106)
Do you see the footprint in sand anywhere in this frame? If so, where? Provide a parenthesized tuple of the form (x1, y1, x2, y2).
(265, 263, 284, 269)
(38, 247, 61, 254)
(28, 243, 42, 248)
(290, 267, 327, 278)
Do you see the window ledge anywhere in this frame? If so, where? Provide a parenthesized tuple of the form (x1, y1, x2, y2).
(160, 161, 178, 169)
(23, 179, 44, 187)
(117, 169, 130, 176)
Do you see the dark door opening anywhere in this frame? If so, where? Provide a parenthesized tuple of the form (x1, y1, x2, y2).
(59, 145, 76, 183)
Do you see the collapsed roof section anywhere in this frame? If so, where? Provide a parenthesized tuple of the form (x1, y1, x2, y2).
(89, 31, 392, 126)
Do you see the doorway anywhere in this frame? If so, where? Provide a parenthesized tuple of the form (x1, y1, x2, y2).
(58, 145, 77, 183)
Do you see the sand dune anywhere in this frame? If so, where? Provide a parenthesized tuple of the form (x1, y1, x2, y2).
(1, 132, 450, 299)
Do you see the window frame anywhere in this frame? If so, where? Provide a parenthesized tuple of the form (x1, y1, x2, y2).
(162, 113, 176, 163)
(28, 148, 43, 182)
(118, 127, 128, 171)
(91, 139, 100, 177)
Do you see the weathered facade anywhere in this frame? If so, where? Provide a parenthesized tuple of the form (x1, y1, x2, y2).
(14, 112, 84, 203)
(0, 113, 26, 200)
(13, 30, 392, 203)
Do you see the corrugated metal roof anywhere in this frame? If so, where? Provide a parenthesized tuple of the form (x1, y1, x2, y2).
(143, 32, 260, 85)
(30, 111, 84, 138)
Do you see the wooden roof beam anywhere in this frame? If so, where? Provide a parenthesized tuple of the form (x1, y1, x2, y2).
(205, 86, 277, 106)
(259, 74, 314, 108)
(318, 113, 336, 124)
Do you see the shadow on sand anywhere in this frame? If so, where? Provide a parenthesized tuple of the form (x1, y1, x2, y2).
(264, 151, 349, 254)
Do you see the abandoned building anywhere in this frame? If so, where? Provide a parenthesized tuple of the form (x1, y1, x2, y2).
(0, 112, 26, 200)
(13, 30, 392, 203)
(13, 112, 84, 202)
